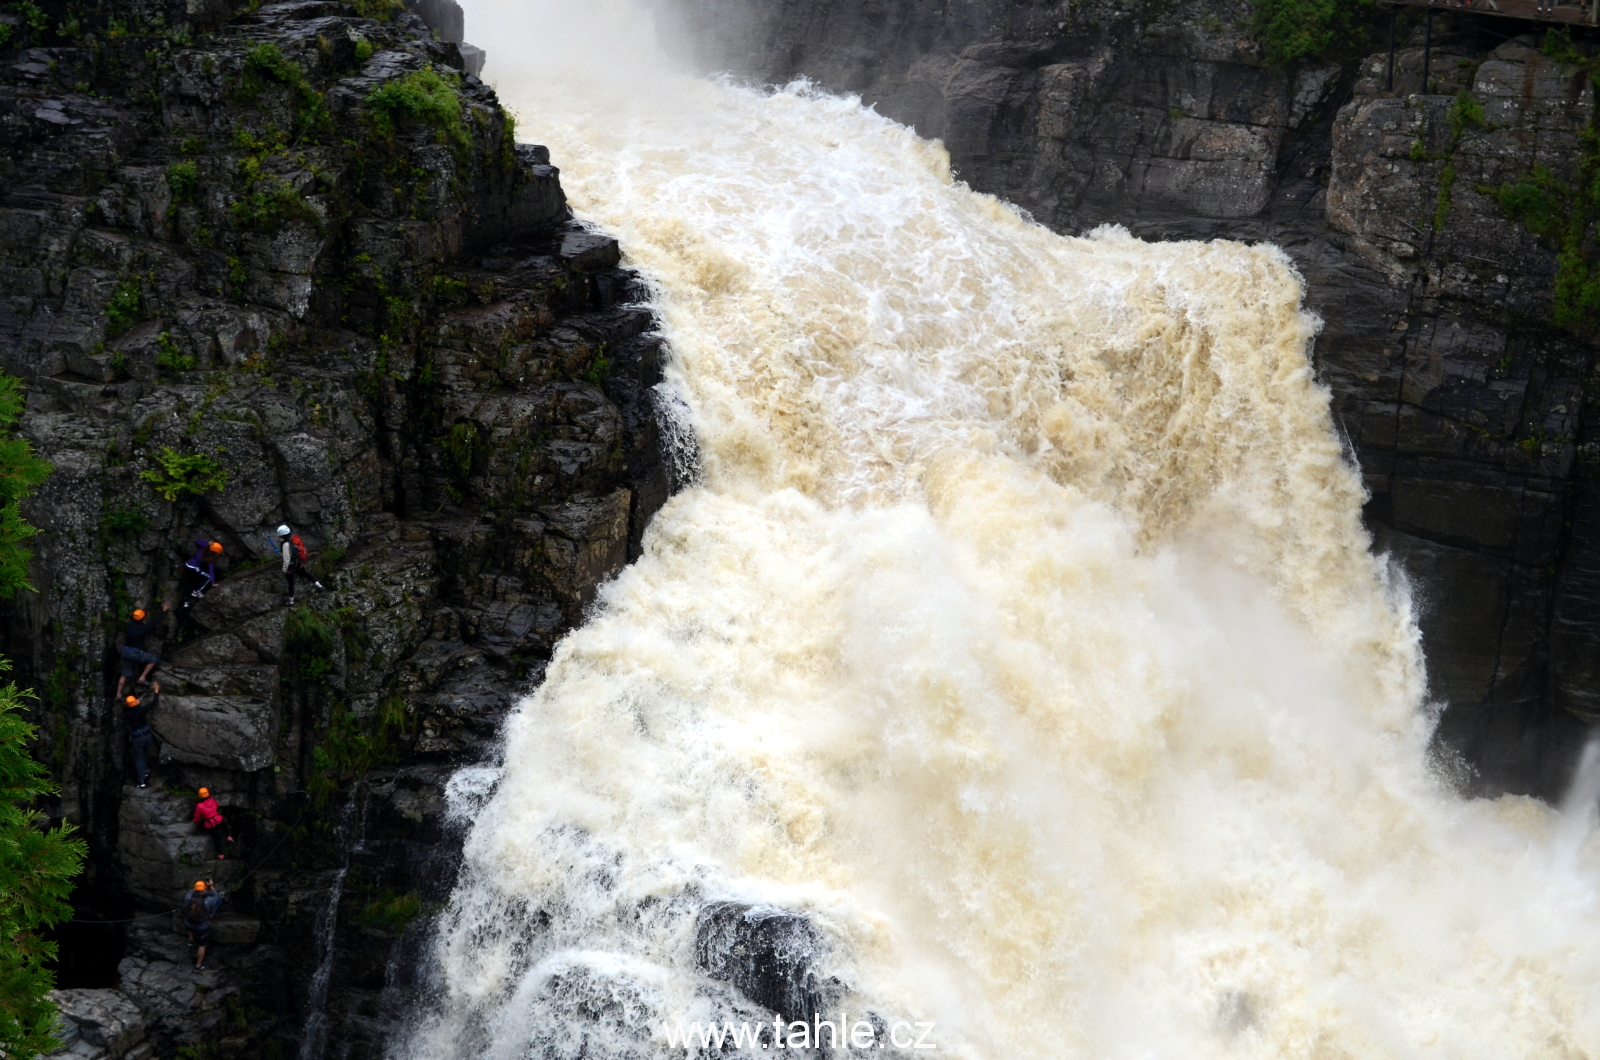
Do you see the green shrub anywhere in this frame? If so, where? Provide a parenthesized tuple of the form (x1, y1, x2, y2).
(0, 374, 51, 597)
(428, 274, 468, 304)
(1251, 0, 1369, 66)
(1433, 165, 1457, 230)
(357, 889, 423, 932)
(0, 366, 73, 1060)
(244, 42, 301, 85)
(350, 0, 402, 20)
(1553, 249, 1600, 333)
(0, 659, 87, 1060)
(155, 332, 196, 372)
(365, 68, 468, 155)
(1482, 98, 1600, 336)
(440, 421, 478, 477)
(139, 447, 229, 501)
(166, 161, 199, 202)
(237, 43, 328, 132)
(104, 280, 142, 338)
(1449, 91, 1485, 139)
(229, 172, 313, 231)
(285, 606, 335, 657)
(585, 345, 610, 387)
(1488, 168, 1559, 236)
(1, 0, 46, 46)
(99, 504, 150, 538)
(353, 38, 373, 62)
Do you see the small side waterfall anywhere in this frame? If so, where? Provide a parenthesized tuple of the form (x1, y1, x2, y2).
(299, 793, 358, 1060)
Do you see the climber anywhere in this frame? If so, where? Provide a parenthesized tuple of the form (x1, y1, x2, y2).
(115, 603, 172, 701)
(123, 683, 158, 789)
(193, 786, 234, 860)
(276, 524, 324, 606)
(178, 540, 225, 606)
(183, 880, 223, 971)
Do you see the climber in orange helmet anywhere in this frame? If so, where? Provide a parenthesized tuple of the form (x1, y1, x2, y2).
(183, 879, 223, 970)
(193, 787, 233, 860)
(123, 682, 159, 788)
(179, 539, 227, 607)
(115, 602, 172, 701)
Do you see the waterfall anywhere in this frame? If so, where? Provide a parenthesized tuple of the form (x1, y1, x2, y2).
(398, 3, 1600, 1058)
(300, 793, 358, 1060)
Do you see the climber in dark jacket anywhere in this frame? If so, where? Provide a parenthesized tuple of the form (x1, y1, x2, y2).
(178, 540, 225, 606)
(124, 682, 159, 789)
(183, 880, 223, 970)
(115, 603, 172, 701)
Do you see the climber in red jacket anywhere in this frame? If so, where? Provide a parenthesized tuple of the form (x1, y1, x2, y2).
(192, 787, 234, 860)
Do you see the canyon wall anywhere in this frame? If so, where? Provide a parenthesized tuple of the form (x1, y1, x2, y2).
(1, 2, 676, 1056)
(651, 0, 1600, 798)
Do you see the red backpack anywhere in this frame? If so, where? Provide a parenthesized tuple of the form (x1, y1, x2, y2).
(290, 534, 308, 563)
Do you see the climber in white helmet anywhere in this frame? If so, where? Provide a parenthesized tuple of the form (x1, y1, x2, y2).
(276, 524, 325, 606)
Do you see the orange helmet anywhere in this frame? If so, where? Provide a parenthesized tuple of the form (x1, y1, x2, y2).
(194, 880, 207, 892)
(208, 541, 224, 554)
(197, 787, 210, 799)
(124, 695, 139, 707)
(132, 609, 146, 621)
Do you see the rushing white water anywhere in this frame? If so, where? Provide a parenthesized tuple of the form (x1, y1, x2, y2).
(400, 4, 1600, 1058)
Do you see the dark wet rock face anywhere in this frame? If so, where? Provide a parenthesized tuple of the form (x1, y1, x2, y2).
(696, 904, 840, 1028)
(655, 0, 1600, 799)
(1, 3, 673, 1057)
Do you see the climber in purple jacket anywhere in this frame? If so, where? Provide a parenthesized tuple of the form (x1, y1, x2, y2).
(179, 540, 225, 607)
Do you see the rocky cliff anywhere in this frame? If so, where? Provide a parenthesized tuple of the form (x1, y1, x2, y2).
(1, 1, 678, 1057)
(652, 0, 1600, 799)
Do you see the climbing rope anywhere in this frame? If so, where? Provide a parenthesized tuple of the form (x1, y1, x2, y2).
(67, 791, 312, 925)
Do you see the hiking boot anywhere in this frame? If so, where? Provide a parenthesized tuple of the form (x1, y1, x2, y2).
(286, 596, 296, 607)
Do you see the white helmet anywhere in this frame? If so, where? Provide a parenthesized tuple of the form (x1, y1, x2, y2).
(276, 524, 291, 537)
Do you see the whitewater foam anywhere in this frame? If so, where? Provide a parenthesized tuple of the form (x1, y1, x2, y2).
(399, 4, 1600, 1058)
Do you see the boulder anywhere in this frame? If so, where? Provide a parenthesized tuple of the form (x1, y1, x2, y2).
(116, 787, 215, 906)
(125, 916, 190, 964)
(405, 0, 464, 42)
(159, 664, 279, 700)
(48, 989, 145, 1059)
(116, 957, 198, 1021)
(695, 903, 839, 1025)
(537, 490, 631, 606)
(166, 633, 260, 668)
(189, 567, 283, 633)
(151, 695, 276, 772)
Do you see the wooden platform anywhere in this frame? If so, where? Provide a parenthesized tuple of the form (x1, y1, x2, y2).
(1383, 0, 1596, 27)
